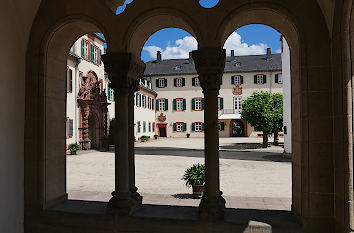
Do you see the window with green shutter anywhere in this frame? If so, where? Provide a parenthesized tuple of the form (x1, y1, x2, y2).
(90, 44, 94, 62)
(192, 77, 195, 86)
(173, 123, 177, 131)
(182, 78, 185, 86)
(148, 122, 151, 132)
(241, 76, 244, 84)
(254, 75, 257, 84)
(275, 74, 278, 83)
(165, 99, 168, 110)
(136, 93, 139, 106)
(202, 123, 205, 131)
(219, 122, 225, 131)
(108, 85, 111, 100)
(174, 78, 177, 87)
(192, 98, 196, 110)
(68, 69, 73, 93)
(143, 122, 146, 132)
(231, 76, 235, 84)
(183, 123, 187, 132)
(173, 99, 177, 110)
(164, 79, 168, 87)
(152, 123, 155, 132)
(99, 49, 102, 65)
(192, 123, 195, 132)
(263, 75, 267, 83)
(202, 98, 205, 110)
(183, 99, 186, 110)
(81, 39, 85, 57)
(218, 97, 224, 110)
(137, 122, 141, 133)
(69, 119, 73, 137)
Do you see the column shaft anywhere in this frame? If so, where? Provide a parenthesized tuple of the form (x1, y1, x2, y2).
(128, 93, 135, 191)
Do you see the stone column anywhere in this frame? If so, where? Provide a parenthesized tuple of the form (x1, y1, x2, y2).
(102, 53, 145, 215)
(192, 48, 226, 220)
(128, 79, 143, 204)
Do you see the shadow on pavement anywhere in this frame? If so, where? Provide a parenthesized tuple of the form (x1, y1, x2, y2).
(172, 193, 201, 199)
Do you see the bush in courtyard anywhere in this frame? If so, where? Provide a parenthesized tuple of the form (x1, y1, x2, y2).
(68, 143, 81, 155)
(182, 163, 205, 187)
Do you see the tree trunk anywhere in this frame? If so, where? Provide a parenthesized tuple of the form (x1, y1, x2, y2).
(273, 130, 279, 146)
(262, 132, 268, 148)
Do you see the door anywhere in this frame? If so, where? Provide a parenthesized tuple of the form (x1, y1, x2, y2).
(159, 126, 167, 137)
(232, 120, 244, 137)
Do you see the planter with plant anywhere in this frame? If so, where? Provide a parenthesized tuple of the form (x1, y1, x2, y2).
(154, 134, 158, 139)
(186, 133, 190, 138)
(182, 163, 205, 196)
(68, 143, 81, 155)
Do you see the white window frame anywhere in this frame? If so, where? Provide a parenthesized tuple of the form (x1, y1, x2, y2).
(277, 74, 283, 83)
(176, 78, 183, 87)
(194, 77, 200, 86)
(256, 74, 264, 84)
(218, 123, 223, 131)
(158, 99, 165, 111)
(195, 122, 202, 132)
(234, 97, 242, 111)
(84, 40, 89, 59)
(93, 46, 98, 63)
(234, 75, 241, 85)
(158, 79, 165, 88)
(176, 98, 184, 111)
(176, 122, 184, 132)
(195, 98, 202, 110)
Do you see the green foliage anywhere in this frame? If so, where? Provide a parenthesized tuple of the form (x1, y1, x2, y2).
(154, 134, 158, 139)
(68, 143, 80, 153)
(186, 133, 191, 138)
(182, 163, 205, 187)
(241, 91, 283, 142)
(140, 135, 150, 141)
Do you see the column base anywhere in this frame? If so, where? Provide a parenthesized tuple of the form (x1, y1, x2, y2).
(106, 191, 140, 215)
(130, 186, 143, 206)
(199, 192, 226, 221)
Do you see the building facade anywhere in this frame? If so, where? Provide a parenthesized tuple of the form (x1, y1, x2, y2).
(144, 49, 283, 138)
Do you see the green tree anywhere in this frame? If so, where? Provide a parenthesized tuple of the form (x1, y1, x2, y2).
(271, 93, 283, 146)
(241, 91, 283, 147)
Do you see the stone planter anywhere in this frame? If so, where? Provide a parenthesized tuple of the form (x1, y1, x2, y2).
(192, 185, 205, 196)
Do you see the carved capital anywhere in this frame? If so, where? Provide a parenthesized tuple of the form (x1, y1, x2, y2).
(192, 48, 226, 91)
(128, 79, 139, 95)
(102, 52, 146, 92)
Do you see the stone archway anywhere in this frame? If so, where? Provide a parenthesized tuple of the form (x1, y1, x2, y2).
(77, 70, 109, 150)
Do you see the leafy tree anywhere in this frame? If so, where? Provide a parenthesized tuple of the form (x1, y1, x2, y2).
(241, 91, 283, 147)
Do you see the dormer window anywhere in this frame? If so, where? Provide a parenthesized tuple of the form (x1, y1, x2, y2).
(235, 62, 241, 67)
(174, 65, 181, 71)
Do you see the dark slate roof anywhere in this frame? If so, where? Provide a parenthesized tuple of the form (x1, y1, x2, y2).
(144, 53, 282, 77)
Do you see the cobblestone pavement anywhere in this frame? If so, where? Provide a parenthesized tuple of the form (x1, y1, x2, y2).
(67, 137, 291, 210)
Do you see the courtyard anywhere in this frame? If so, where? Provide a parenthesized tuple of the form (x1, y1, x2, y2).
(67, 137, 292, 210)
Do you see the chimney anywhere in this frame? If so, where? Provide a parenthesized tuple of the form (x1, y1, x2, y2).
(157, 51, 162, 63)
(189, 52, 193, 63)
(231, 50, 235, 59)
(266, 48, 271, 59)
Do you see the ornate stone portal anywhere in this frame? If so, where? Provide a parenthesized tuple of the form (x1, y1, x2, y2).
(77, 70, 109, 150)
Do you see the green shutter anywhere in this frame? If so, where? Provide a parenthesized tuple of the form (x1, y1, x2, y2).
(165, 99, 168, 110)
(143, 122, 146, 132)
(183, 123, 187, 132)
(231, 76, 234, 84)
(152, 123, 155, 132)
(263, 75, 267, 83)
(108, 85, 111, 100)
(156, 99, 159, 110)
(69, 69, 73, 93)
(90, 44, 93, 61)
(156, 79, 159, 87)
(174, 78, 177, 87)
(152, 99, 155, 110)
(241, 76, 244, 84)
(275, 74, 278, 83)
(182, 78, 185, 86)
(192, 98, 195, 110)
(220, 98, 224, 110)
(183, 99, 186, 110)
(192, 123, 195, 132)
(202, 123, 205, 131)
(164, 79, 168, 87)
(192, 77, 195, 86)
(221, 122, 225, 131)
(202, 98, 205, 110)
(254, 75, 257, 84)
(136, 93, 139, 106)
(173, 123, 177, 132)
(69, 119, 73, 137)
(173, 99, 177, 111)
(137, 122, 141, 133)
(149, 122, 151, 132)
(81, 39, 85, 57)
(99, 49, 102, 65)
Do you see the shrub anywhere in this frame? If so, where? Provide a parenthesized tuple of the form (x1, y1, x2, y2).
(182, 163, 205, 187)
(68, 143, 81, 154)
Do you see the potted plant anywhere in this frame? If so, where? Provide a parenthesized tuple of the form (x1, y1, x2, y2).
(186, 133, 191, 138)
(182, 163, 205, 196)
(154, 134, 158, 139)
(68, 143, 81, 155)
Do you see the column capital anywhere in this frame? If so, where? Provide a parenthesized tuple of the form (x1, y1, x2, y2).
(192, 48, 226, 91)
(102, 52, 146, 91)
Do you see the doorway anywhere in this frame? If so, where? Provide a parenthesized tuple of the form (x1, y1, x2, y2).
(231, 119, 244, 137)
(88, 115, 96, 148)
(158, 124, 167, 137)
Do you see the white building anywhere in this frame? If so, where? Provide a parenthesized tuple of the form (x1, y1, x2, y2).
(144, 49, 283, 138)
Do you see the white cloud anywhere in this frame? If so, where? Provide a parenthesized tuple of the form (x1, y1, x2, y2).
(275, 48, 282, 53)
(143, 32, 270, 60)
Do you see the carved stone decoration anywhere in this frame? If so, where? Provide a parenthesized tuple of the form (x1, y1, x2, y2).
(232, 85, 243, 95)
(78, 70, 110, 150)
(192, 48, 226, 92)
(158, 113, 166, 122)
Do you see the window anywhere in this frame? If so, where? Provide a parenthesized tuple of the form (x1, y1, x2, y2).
(194, 77, 200, 86)
(135, 93, 139, 106)
(174, 122, 186, 132)
(92, 45, 98, 63)
(152, 122, 155, 132)
(158, 99, 168, 111)
(218, 97, 224, 110)
(81, 39, 90, 60)
(107, 84, 114, 101)
(137, 121, 141, 133)
(193, 122, 203, 132)
(219, 122, 225, 131)
(192, 98, 204, 111)
(69, 119, 73, 137)
(234, 97, 242, 111)
(275, 74, 283, 83)
(176, 99, 185, 111)
(232, 75, 243, 85)
(152, 99, 155, 110)
(157, 78, 167, 88)
(174, 78, 185, 87)
(148, 122, 151, 132)
(67, 67, 73, 93)
(143, 122, 146, 132)
(142, 95, 145, 107)
(254, 74, 266, 84)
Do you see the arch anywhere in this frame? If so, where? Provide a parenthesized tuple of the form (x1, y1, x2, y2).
(125, 8, 200, 57)
(216, 5, 303, 219)
(25, 16, 108, 209)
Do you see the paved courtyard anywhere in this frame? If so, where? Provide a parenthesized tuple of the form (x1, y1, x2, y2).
(67, 137, 292, 210)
